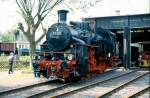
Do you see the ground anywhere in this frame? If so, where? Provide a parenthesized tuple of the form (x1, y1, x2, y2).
(0, 70, 47, 92)
(0, 69, 149, 98)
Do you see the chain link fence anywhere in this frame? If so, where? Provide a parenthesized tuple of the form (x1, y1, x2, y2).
(0, 56, 30, 71)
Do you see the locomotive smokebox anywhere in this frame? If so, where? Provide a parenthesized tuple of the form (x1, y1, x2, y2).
(58, 10, 69, 23)
(46, 10, 71, 51)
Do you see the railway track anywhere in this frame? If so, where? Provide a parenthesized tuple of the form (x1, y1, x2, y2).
(106, 71, 150, 98)
(48, 70, 144, 98)
(0, 79, 67, 98)
(127, 86, 150, 98)
(0, 80, 55, 96)
(97, 72, 149, 98)
(0, 67, 119, 98)
(26, 68, 140, 98)
(1, 68, 145, 98)
(50, 71, 149, 98)
(25, 67, 120, 98)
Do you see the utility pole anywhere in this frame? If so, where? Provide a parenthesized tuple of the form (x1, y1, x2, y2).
(14, 31, 19, 55)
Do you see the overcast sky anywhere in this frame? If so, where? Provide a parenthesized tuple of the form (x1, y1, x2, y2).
(0, 0, 149, 34)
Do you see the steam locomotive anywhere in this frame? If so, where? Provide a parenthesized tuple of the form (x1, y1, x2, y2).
(33, 10, 119, 81)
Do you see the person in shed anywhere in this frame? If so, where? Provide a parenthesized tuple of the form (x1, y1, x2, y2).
(8, 52, 14, 74)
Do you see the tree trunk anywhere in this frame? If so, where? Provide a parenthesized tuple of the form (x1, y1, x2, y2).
(29, 41, 36, 69)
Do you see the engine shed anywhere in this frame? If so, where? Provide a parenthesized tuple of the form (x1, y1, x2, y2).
(84, 13, 150, 68)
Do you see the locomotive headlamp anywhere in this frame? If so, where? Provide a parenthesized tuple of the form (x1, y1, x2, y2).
(70, 44, 74, 48)
(38, 56, 40, 60)
(108, 53, 111, 58)
(64, 53, 67, 58)
(67, 54, 74, 60)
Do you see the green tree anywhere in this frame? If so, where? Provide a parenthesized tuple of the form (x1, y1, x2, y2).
(1, 31, 15, 42)
(16, 0, 102, 67)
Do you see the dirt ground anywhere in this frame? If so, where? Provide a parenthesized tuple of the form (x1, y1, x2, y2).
(0, 70, 47, 91)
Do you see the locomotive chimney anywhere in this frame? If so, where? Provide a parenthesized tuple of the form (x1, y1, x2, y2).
(58, 10, 69, 23)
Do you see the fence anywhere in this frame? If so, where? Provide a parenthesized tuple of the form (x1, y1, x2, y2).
(0, 56, 30, 71)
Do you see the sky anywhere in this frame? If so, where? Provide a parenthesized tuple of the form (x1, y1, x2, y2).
(0, 0, 149, 34)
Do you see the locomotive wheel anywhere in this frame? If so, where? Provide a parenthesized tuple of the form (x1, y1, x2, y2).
(41, 69, 49, 78)
(72, 76, 81, 82)
(63, 76, 80, 82)
(78, 64, 87, 77)
(63, 78, 70, 83)
(46, 68, 50, 78)
(37, 73, 41, 77)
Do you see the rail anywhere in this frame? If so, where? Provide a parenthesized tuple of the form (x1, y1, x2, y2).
(47, 70, 139, 98)
(26, 67, 120, 98)
(127, 86, 150, 98)
(97, 72, 149, 98)
(0, 79, 57, 96)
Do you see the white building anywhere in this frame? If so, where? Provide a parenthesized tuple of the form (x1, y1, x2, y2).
(16, 32, 41, 55)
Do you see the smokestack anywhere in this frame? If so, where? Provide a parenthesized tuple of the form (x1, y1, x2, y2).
(58, 10, 69, 23)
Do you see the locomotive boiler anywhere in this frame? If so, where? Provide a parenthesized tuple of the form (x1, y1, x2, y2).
(33, 10, 118, 81)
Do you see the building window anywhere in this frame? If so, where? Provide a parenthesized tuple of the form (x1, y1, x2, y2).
(19, 45, 21, 49)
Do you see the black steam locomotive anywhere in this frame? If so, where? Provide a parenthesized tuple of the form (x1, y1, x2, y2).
(33, 10, 119, 81)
